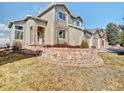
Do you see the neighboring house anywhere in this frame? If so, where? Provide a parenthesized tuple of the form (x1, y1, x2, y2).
(8, 3, 84, 49)
(83, 28, 108, 48)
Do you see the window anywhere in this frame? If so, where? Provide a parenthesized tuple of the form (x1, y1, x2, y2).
(84, 32, 87, 36)
(93, 32, 98, 39)
(15, 31, 23, 39)
(15, 25, 23, 30)
(15, 25, 23, 40)
(75, 20, 80, 27)
(84, 32, 87, 38)
(58, 11, 66, 21)
(58, 29, 66, 39)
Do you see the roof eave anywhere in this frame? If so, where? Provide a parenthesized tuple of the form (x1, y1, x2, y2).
(68, 24, 84, 31)
(8, 21, 13, 28)
(83, 29, 93, 34)
(8, 19, 26, 28)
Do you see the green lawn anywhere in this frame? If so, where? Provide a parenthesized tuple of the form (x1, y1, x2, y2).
(0, 52, 123, 90)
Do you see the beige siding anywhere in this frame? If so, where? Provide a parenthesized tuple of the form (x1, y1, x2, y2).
(11, 21, 25, 48)
(68, 26, 83, 46)
(39, 7, 55, 45)
(25, 19, 36, 48)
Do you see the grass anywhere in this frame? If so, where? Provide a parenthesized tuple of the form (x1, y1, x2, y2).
(0, 52, 124, 90)
(0, 53, 33, 65)
(99, 52, 124, 66)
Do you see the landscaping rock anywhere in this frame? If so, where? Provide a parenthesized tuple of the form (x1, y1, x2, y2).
(41, 48, 104, 67)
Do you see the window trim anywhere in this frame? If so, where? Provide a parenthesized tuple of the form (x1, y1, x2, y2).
(14, 25, 23, 40)
(58, 28, 66, 40)
(15, 25, 23, 31)
(58, 11, 66, 21)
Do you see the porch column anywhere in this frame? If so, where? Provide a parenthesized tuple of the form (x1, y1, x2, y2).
(34, 26, 38, 45)
(89, 35, 93, 48)
(98, 38, 101, 48)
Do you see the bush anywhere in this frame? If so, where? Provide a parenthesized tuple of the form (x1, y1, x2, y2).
(0, 49, 8, 57)
(12, 41, 22, 52)
(80, 40, 89, 48)
(91, 46, 96, 48)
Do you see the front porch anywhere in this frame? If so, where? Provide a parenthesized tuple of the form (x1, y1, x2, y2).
(29, 26, 45, 48)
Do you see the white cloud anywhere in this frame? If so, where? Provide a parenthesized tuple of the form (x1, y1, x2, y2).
(0, 38, 9, 45)
(0, 33, 5, 36)
(0, 23, 10, 46)
(0, 23, 8, 31)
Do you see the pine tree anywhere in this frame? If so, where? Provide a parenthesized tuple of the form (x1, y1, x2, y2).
(105, 23, 120, 45)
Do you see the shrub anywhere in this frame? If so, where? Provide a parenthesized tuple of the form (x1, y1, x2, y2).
(12, 41, 22, 52)
(91, 46, 96, 48)
(80, 40, 89, 48)
(0, 49, 8, 57)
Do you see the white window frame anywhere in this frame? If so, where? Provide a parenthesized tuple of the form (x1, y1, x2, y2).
(58, 28, 66, 40)
(14, 25, 23, 40)
(58, 11, 66, 21)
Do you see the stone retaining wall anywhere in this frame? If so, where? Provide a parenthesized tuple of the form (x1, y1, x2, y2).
(41, 48, 104, 67)
(20, 49, 42, 56)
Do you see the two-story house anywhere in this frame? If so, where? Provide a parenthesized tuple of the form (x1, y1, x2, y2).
(83, 28, 108, 48)
(8, 3, 85, 49)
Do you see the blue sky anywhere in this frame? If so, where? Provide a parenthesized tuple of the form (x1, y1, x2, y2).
(0, 2, 124, 44)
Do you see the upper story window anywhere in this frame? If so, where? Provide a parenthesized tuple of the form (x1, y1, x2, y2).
(74, 20, 81, 27)
(58, 11, 66, 21)
(15, 25, 23, 30)
(84, 32, 87, 36)
(15, 25, 23, 40)
(93, 32, 98, 39)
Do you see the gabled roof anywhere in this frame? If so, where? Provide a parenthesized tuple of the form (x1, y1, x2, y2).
(37, 3, 72, 17)
(84, 28, 106, 38)
(8, 15, 47, 28)
(37, 3, 83, 22)
(70, 15, 83, 23)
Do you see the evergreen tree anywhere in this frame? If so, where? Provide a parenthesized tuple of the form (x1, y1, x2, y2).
(119, 32, 124, 46)
(119, 25, 124, 46)
(105, 23, 120, 45)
